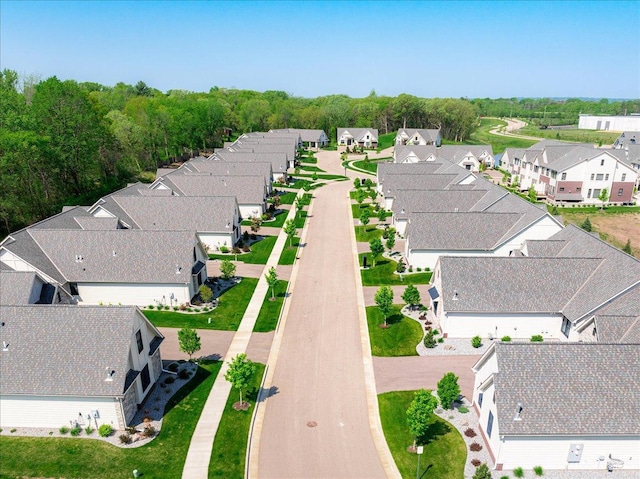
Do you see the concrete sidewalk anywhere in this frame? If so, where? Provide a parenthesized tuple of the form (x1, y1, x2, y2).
(181, 190, 303, 479)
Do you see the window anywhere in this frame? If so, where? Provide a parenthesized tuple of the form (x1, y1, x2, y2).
(561, 317, 571, 337)
(590, 174, 595, 180)
(596, 174, 604, 181)
(587, 189, 592, 198)
(465, 164, 471, 170)
(69, 282, 79, 295)
(561, 172, 567, 180)
(576, 187, 581, 192)
(136, 330, 144, 353)
(600, 159, 605, 166)
(478, 392, 484, 407)
(534, 166, 539, 173)
(487, 411, 494, 438)
(605, 174, 609, 181)
(559, 187, 565, 192)
(140, 364, 150, 392)
(618, 188, 624, 196)
(622, 173, 626, 181)
(550, 171, 557, 179)
(593, 189, 601, 198)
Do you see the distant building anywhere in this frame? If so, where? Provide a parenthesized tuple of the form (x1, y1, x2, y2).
(578, 114, 640, 131)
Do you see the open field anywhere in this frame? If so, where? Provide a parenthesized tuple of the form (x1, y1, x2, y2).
(517, 125, 621, 145)
(556, 207, 640, 256)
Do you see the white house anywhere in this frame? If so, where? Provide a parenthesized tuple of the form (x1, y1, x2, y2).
(89, 195, 242, 252)
(471, 342, 640, 471)
(337, 128, 378, 148)
(0, 229, 208, 307)
(270, 128, 329, 149)
(395, 128, 441, 146)
(502, 142, 637, 204)
(0, 305, 164, 430)
(394, 145, 494, 172)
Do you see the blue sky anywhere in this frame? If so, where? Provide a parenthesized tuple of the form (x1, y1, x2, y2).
(1, 0, 638, 99)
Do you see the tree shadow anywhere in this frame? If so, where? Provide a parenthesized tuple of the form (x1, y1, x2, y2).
(417, 420, 452, 446)
(386, 312, 404, 326)
(257, 385, 280, 403)
(201, 353, 222, 361)
(163, 364, 213, 416)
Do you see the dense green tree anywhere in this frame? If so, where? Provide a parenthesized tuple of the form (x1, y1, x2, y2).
(406, 389, 439, 449)
(402, 285, 421, 309)
(581, 217, 593, 232)
(369, 238, 384, 267)
(437, 372, 461, 409)
(220, 259, 236, 280)
(224, 353, 256, 406)
(374, 285, 394, 327)
(177, 327, 201, 360)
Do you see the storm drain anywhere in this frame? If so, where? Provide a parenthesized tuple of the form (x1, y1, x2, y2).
(307, 421, 317, 428)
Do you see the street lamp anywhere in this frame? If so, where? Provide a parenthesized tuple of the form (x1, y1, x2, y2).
(416, 445, 424, 479)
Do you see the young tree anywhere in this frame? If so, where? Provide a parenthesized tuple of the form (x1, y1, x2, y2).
(623, 239, 633, 255)
(265, 266, 278, 300)
(250, 216, 262, 233)
(598, 188, 609, 208)
(385, 234, 396, 253)
(355, 188, 366, 206)
(378, 208, 387, 222)
(177, 327, 201, 361)
(224, 353, 256, 407)
(220, 259, 236, 280)
(374, 285, 394, 327)
(528, 186, 537, 202)
(284, 219, 297, 247)
(199, 284, 213, 303)
(437, 372, 461, 410)
(312, 171, 318, 181)
(272, 194, 281, 208)
(369, 238, 384, 267)
(580, 216, 592, 232)
(406, 389, 439, 449)
(360, 209, 371, 229)
(368, 188, 377, 201)
(353, 177, 361, 189)
(402, 284, 421, 310)
(294, 196, 303, 213)
(364, 178, 373, 189)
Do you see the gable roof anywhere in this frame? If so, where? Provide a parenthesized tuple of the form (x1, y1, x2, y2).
(0, 305, 163, 397)
(490, 343, 640, 436)
(210, 150, 288, 174)
(394, 145, 439, 162)
(180, 158, 273, 183)
(157, 175, 266, 205)
(382, 173, 468, 196)
(0, 271, 42, 305)
(593, 286, 640, 343)
(377, 161, 451, 185)
(392, 189, 491, 217)
(337, 128, 379, 141)
(95, 195, 239, 233)
(26, 229, 200, 284)
(270, 128, 327, 142)
(438, 256, 604, 313)
(396, 128, 440, 143)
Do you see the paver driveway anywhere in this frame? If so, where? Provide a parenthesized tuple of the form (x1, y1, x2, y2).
(252, 160, 389, 478)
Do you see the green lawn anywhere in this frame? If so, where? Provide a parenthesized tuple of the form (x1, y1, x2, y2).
(352, 202, 376, 218)
(518, 125, 620, 145)
(283, 179, 312, 190)
(295, 173, 347, 180)
(349, 189, 377, 200)
(359, 254, 432, 286)
(278, 191, 298, 204)
(209, 236, 277, 264)
(300, 155, 318, 164)
(352, 158, 391, 175)
(294, 210, 307, 228)
(366, 305, 422, 356)
(355, 225, 384, 242)
(278, 237, 301, 265)
(209, 363, 266, 479)
(469, 118, 537, 154)
(378, 132, 396, 150)
(0, 361, 223, 479)
(241, 210, 288, 228)
(299, 164, 325, 172)
(378, 391, 466, 479)
(253, 280, 288, 332)
(143, 278, 258, 330)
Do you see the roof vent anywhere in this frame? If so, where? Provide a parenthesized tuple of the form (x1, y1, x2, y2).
(75, 255, 83, 263)
(452, 290, 459, 301)
(454, 207, 459, 213)
(401, 208, 406, 215)
(225, 222, 230, 229)
(176, 265, 182, 274)
(112, 250, 117, 257)
(2, 341, 8, 351)
(514, 402, 523, 421)
(105, 367, 114, 381)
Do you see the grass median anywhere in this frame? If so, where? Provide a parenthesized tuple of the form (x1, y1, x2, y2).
(366, 305, 422, 356)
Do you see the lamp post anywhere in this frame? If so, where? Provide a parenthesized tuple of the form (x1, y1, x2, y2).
(416, 445, 424, 479)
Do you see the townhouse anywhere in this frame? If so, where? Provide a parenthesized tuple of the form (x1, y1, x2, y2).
(337, 128, 379, 148)
(270, 128, 329, 149)
(394, 144, 494, 171)
(395, 128, 442, 147)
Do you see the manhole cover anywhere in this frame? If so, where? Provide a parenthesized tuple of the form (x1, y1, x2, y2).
(307, 421, 317, 428)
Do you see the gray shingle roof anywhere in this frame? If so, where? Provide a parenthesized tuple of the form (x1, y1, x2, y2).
(27, 229, 200, 283)
(211, 150, 288, 174)
(396, 128, 440, 143)
(159, 175, 266, 205)
(98, 195, 239, 233)
(73, 217, 121, 230)
(549, 225, 640, 321)
(383, 174, 463, 196)
(522, 239, 568, 257)
(408, 212, 525, 250)
(492, 343, 640, 436)
(270, 128, 327, 143)
(394, 145, 439, 162)
(337, 128, 379, 142)
(179, 158, 273, 183)
(439, 256, 603, 313)
(0, 271, 40, 305)
(595, 315, 640, 343)
(392, 189, 490, 217)
(377, 161, 451, 186)
(0, 305, 163, 397)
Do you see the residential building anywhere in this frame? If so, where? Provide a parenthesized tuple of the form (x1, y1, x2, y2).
(395, 128, 442, 147)
(0, 270, 71, 305)
(337, 128, 378, 148)
(270, 128, 329, 149)
(210, 150, 290, 180)
(0, 305, 164, 430)
(394, 145, 494, 171)
(502, 142, 637, 204)
(471, 342, 640, 471)
(613, 131, 639, 149)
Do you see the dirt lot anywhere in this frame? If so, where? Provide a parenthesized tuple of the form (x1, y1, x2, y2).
(559, 211, 640, 256)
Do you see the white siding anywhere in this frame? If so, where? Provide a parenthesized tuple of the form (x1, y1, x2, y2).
(0, 249, 59, 285)
(0, 395, 119, 429)
(442, 312, 564, 339)
(498, 436, 640, 470)
(199, 232, 235, 251)
(578, 115, 640, 131)
(77, 282, 192, 307)
(239, 203, 264, 219)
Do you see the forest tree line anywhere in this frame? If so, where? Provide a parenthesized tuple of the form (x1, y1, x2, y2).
(1, 68, 638, 237)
